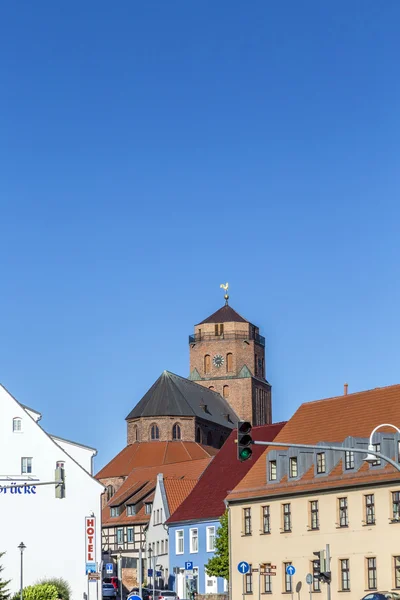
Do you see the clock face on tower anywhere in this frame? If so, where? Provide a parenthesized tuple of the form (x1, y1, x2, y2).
(213, 354, 224, 368)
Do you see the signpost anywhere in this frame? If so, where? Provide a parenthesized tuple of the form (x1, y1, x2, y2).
(286, 565, 296, 576)
(238, 562, 250, 600)
(185, 562, 193, 571)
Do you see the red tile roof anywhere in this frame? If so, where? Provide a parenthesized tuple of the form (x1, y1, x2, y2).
(228, 383, 400, 501)
(195, 304, 249, 325)
(163, 479, 199, 515)
(166, 422, 286, 524)
(96, 441, 218, 479)
(102, 458, 212, 527)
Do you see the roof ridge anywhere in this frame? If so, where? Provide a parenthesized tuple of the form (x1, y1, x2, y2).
(302, 383, 400, 406)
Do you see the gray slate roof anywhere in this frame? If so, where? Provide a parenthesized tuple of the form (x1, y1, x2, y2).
(126, 370, 238, 429)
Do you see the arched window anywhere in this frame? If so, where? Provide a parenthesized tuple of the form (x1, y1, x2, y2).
(196, 427, 201, 443)
(226, 353, 233, 372)
(223, 385, 229, 398)
(208, 386, 215, 391)
(150, 424, 160, 440)
(133, 425, 139, 441)
(13, 417, 22, 432)
(219, 436, 224, 448)
(172, 423, 181, 440)
(204, 354, 211, 374)
(106, 485, 114, 501)
(207, 431, 213, 446)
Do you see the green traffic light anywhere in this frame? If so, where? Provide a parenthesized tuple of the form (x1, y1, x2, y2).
(239, 447, 252, 460)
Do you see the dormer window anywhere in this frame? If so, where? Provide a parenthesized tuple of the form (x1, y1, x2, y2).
(289, 457, 298, 478)
(145, 503, 153, 515)
(110, 507, 120, 517)
(200, 402, 208, 413)
(316, 453, 326, 474)
(13, 418, 22, 432)
(126, 505, 136, 516)
(269, 460, 277, 481)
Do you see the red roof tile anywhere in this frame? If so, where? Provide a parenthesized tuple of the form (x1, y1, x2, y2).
(228, 383, 400, 501)
(164, 479, 199, 515)
(96, 441, 218, 479)
(166, 422, 286, 524)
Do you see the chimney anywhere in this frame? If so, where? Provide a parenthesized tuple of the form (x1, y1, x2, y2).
(344, 383, 348, 396)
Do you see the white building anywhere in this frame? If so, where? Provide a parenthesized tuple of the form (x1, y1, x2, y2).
(0, 384, 104, 600)
(146, 474, 198, 590)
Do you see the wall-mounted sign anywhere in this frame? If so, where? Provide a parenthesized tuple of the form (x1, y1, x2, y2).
(0, 482, 38, 495)
(85, 516, 96, 571)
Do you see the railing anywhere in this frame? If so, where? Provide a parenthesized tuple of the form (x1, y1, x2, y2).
(188, 331, 265, 347)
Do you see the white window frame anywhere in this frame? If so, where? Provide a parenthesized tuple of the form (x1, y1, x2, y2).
(21, 457, 32, 474)
(206, 526, 216, 552)
(13, 418, 22, 433)
(176, 529, 184, 555)
(190, 528, 198, 553)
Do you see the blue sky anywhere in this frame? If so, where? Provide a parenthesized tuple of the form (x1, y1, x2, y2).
(1, 1, 399, 470)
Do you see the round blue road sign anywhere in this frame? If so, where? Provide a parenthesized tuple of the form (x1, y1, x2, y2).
(238, 562, 250, 575)
(286, 565, 296, 576)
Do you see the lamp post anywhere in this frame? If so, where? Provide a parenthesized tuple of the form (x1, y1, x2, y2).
(365, 423, 400, 462)
(118, 547, 123, 600)
(18, 542, 26, 600)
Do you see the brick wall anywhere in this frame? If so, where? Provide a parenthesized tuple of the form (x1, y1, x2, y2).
(127, 416, 195, 445)
(195, 377, 253, 423)
(98, 476, 126, 508)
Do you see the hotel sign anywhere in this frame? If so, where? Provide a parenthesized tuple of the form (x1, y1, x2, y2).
(85, 516, 96, 574)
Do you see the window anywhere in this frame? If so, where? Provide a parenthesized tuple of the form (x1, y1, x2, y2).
(372, 443, 381, 466)
(367, 557, 377, 590)
(165, 539, 168, 553)
(204, 354, 211, 374)
(21, 457, 32, 474)
(254, 354, 258, 376)
(196, 427, 201, 443)
(345, 451, 355, 470)
(110, 507, 120, 517)
(190, 528, 198, 553)
(262, 505, 271, 534)
(106, 485, 114, 501)
(176, 530, 184, 554)
(208, 386, 215, 391)
(133, 425, 138, 441)
(145, 503, 152, 514)
(340, 559, 350, 591)
(289, 457, 298, 478)
(283, 503, 291, 532)
(156, 541, 159, 555)
(365, 494, 375, 525)
(161, 540, 164, 554)
(245, 564, 252, 594)
(207, 431, 213, 446)
(316, 453, 326, 474)
(226, 353, 233, 372)
(338, 497, 348, 527)
(219, 436, 224, 448)
(223, 385, 229, 398)
(393, 492, 400, 520)
(284, 563, 292, 592)
(117, 528, 123, 544)
(312, 561, 321, 592)
(13, 418, 22, 432)
(264, 573, 272, 593)
(394, 556, 400, 588)
(206, 526, 216, 552)
(310, 500, 319, 530)
(126, 505, 135, 516)
(269, 460, 277, 481)
(127, 528, 134, 543)
(243, 508, 252, 535)
(172, 423, 181, 440)
(150, 424, 160, 440)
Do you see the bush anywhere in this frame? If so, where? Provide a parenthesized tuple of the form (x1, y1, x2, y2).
(36, 580, 70, 600)
(12, 584, 58, 600)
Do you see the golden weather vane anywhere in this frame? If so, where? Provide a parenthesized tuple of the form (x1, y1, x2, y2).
(220, 282, 229, 304)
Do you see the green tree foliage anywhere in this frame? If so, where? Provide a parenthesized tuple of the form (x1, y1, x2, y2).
(0, 552, 10, 600)
(205, 510, 229, 581)
(36, 580, 70, 600)
(12, 584, 58, 600)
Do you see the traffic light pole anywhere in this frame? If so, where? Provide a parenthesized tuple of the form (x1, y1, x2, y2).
(326, 544, 331, 600)
(252, 441, 400, 471)
(0, 480, 62, 490)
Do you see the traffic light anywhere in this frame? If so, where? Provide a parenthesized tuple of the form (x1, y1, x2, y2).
(319, 572, 331, 584)
(55, 465, 66, 499)
(313, 551, 330, 583)
(237, 421, 253, 462)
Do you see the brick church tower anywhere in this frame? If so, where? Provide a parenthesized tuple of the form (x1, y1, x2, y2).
(188, 289, 272, 425)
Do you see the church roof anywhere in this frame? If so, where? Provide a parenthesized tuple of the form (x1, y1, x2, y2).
(126, 370, 238, 428)
(195, 303, 249, 325)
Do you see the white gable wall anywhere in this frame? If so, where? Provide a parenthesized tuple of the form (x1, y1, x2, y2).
(146, 475, 170, 589)
(0, 385, 103, 600)
(50, 436, 96, 475)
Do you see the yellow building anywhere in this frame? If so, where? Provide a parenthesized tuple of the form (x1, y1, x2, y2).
(226, 384, 400, 600)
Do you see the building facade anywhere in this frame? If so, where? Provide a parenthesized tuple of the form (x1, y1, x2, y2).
(0, 384, 103, 600)
(189, 301, 271, 425)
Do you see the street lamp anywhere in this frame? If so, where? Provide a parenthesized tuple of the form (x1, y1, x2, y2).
(18, 542, 26, 600)
(365, 423, 400, 463)
(118, 547, 123, 600)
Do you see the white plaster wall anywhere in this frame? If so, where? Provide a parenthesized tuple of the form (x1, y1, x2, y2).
(0, 385, 104, 600)
(51, 436, 95, 475)
(146, 476, 170, 584)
